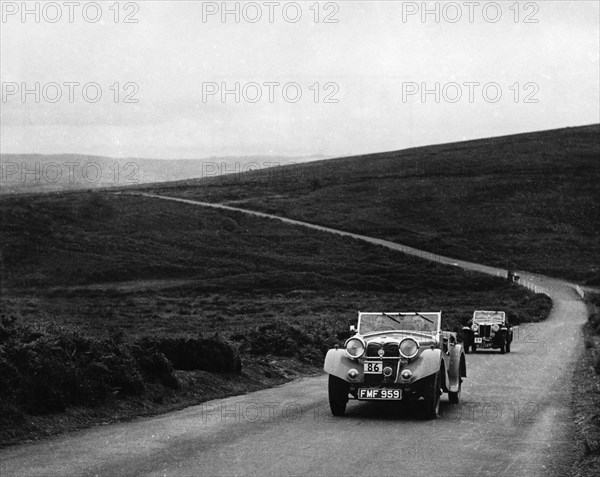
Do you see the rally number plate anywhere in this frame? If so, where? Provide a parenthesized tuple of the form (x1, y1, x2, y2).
(358, 388, 402, 400)
(474, 338, 483, 343)
(364, 361, 382, 374)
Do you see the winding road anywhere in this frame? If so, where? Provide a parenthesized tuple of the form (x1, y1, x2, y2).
(0, 193, 590, 476)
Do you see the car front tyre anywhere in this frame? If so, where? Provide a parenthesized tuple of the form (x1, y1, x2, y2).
(449, 379, 461, 404)
(328, 375, 349, 416)
(499, 335, 506, 354)
(423, 370, 441, 419)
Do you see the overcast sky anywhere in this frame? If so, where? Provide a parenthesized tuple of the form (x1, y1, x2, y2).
(1, 0, 598, 159)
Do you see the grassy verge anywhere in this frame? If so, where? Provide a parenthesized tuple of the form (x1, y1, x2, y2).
(570, 293, 600, 476)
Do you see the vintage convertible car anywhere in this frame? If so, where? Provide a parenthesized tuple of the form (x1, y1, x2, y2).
(462, 310, 512, 354)
(324, 312, 466, 419)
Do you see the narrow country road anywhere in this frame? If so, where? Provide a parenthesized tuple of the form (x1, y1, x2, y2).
(0, 193, 589, 477)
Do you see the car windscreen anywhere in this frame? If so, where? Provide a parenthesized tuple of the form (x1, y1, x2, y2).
(473, 312, 505, 324)
(359, 313, 439, 334)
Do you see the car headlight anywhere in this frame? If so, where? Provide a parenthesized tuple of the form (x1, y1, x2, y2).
(345, 337, 365, 358)
(399, 338, 419, 359)
(471, 324, 479, 332)
(491, 324, 500, 332)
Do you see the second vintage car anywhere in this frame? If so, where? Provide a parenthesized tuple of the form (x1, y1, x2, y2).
(462, 310, 513, 354)
(324, 311, 466, 419)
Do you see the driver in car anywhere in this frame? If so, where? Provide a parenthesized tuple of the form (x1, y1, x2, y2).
(374, 315, 388, 330)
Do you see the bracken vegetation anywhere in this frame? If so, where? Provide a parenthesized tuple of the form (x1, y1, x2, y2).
(588, 295, 600, 374)
(570, 293, 600, 476)
(0, 314, 242, 431)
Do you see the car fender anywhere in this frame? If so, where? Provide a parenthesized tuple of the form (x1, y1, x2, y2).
(400, 348, 442, 384)
(447, 343, 467, 393)
(324, 349, 363, 382)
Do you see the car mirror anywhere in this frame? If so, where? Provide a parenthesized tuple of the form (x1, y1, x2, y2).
(349, 325, 356, 334)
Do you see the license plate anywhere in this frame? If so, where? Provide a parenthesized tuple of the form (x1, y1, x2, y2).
(358, 388, 402, 400)
(474, 338, 483, 343)
(364, 361, 382, 374)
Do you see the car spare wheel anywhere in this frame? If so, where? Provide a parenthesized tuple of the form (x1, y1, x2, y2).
(328, 375, 350, 416)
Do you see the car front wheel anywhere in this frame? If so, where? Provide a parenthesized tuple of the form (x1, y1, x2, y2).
(499, 335, 506, 354)
(449, 378, 461, 404)
(328, 375, 350, 416)
(423, 370, 441, 419)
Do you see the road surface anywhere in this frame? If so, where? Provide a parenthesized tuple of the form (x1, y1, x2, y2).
(0, 193, 589, 476)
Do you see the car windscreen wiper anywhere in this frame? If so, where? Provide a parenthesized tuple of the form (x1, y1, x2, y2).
(413, 312, 434, 324)
(382, 312, 403, 326)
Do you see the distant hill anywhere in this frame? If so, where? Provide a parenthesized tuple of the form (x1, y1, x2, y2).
(139, 124, 600, 284)
(0, 154, 327, 194)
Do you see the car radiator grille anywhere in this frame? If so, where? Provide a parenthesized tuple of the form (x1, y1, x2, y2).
(479, 325, 491, 338)
(366, 342, 400, 358)
(364, 342, 400, 386)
